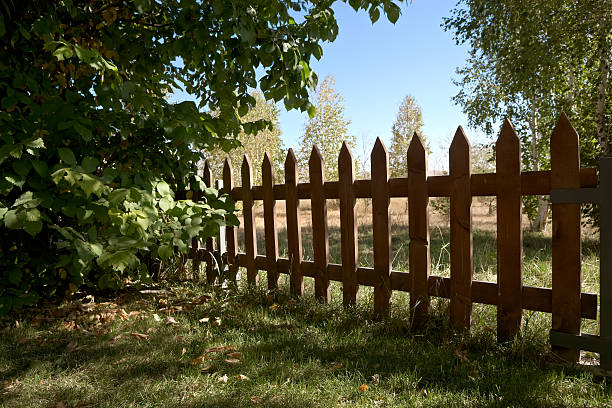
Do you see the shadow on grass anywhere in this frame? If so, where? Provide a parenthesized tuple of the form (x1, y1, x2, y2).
(1, 284, 608, 408)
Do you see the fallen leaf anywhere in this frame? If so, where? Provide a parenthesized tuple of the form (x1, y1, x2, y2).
(166, 316, 179, 326)
(226, 352, 242, 359)
(269, 303, 279, 311)
(118, 309, 129, 321)
(174, 335, 185, 342)
(205, 345, 234, 353)
(225, 358, 241, 364)
(330, 363, 343, 372)
(113, 357, 129, 365)
(182, 347, 187, 355)
(146, 328, 156, 334)
(212, 318, 222, 326)
(153, 314, 161, 322)
(216, 374, 228, 384)
(371, 374, 380, 384)
(200, 364, 213, 372)
(199, 317, 210, 323)
(250, 396, 260, 404)
(358, 384, 369, 392)
(129, 333, 150, 341)
(191, 355, 209, 365)
(193, 294, 211, 305)
(237, 374, 249, 380)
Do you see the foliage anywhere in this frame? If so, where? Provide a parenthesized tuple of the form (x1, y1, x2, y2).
(388, 95, 425, 177)
(443, 0, 612, 227)
(297, 76, 357, 181)
(0, 0, 405, 314)
(205, 91, 285, 186)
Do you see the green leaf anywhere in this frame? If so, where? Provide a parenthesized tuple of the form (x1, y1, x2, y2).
(58, 147, 77, 166)
(4, 209, 22, 229)
(156, 181, 173, 198)
(12, 160, 31, 178)
(81, 156, 98, 173)
(158, 244, 174, 260)
(23, 220, 42, 237)
(32, 160, 49, 176)
(385, 3, 401, 24)
(74, 122, 92, 141)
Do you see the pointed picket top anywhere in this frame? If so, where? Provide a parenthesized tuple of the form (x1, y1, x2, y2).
(551, 112, 579, 152)
(285, 148, 298, 173)
(203, 159, 212, 186)
(450, 126, 471, 152)
(371, 137, 389, 161)
(408, 132, 427, 171)
(223, 157, 233, 184)
(497, 118, 519, 145)
(262, 151, 274, 177)
(309, 145, 325, 176)
(241, 154, 253, 183)
(339, 141, 355, 176)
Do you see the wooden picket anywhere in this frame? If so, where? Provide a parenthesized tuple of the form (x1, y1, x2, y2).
(241, 155, 258, 284)
(338, 142, 359, 305)
(183, 115, 604, 356)
(262, 153, 279, 290)
(371, 138, 392, 317)
(309, 147, 330, 302)
(496, 120, 523, 342)
(203, 161, 216, 284)
(551, 113, 582, 363)
(286, 149, 304, 296)
(449, 127, 473, 330)
(407, 134, 430, 327)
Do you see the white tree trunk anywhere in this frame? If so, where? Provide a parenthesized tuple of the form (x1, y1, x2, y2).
(528, 99, 549, 231)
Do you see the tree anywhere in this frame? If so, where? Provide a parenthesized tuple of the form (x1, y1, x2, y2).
(297, 76, 357, 181)
(388, 95, 424, 177)
(0, 0, 405, 314)
(443, 0, 612, 230)
(205, 91, 285, 186)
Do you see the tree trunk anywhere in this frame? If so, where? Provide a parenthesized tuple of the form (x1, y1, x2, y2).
(596, 15, 610, 156)
(528, 99, 549, 231)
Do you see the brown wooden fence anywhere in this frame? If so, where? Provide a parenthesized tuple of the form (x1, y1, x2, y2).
(191, 114, 600, 363)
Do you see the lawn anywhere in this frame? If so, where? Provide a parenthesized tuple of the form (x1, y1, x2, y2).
(1, 207, 610, 407)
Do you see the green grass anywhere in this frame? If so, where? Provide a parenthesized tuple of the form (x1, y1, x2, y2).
(1, 227, 608, 407)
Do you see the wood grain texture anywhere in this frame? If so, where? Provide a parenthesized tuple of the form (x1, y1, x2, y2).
(496, 119, 523, 342)
(309, 146, 330, 302)
(408, 134, 430, 327)
(371, 138, 392, 317)
(338, 142, 359, 305)
(262, 153, 279, 290)
(551, 113, 582, 362)
(241, 155, 258, 284)
(449, 126, 473, 330)
(285, 149, 303, 296)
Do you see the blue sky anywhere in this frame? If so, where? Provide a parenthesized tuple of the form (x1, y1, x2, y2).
(276, 0, 486, 170)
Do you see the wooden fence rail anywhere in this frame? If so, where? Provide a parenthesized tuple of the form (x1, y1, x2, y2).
(189, 114, 600, 362)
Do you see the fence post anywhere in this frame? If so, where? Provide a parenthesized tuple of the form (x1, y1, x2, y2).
(408, 133, 430, 327)
(371, 137, 392, 317)
(203, 160, 216, 284)
(223, 159, 239, 281)
(263, 153, 279, 291)
(285, 149, 303, 296)
(309, 146, 330, 302)
(190, 164, 203, 279)
(449, 126, 473, 330)
(599, 157, 612, 370)
(551, 113, 582, 362)
(241, 155, 258, 284)
(339, 142, 359, 305)
(496, 119, 523, 341)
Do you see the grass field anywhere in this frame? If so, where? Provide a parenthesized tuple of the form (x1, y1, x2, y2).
(1, 200, 609, 407)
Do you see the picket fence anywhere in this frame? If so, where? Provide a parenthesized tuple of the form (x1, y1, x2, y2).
(187, 114, 601, 363)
